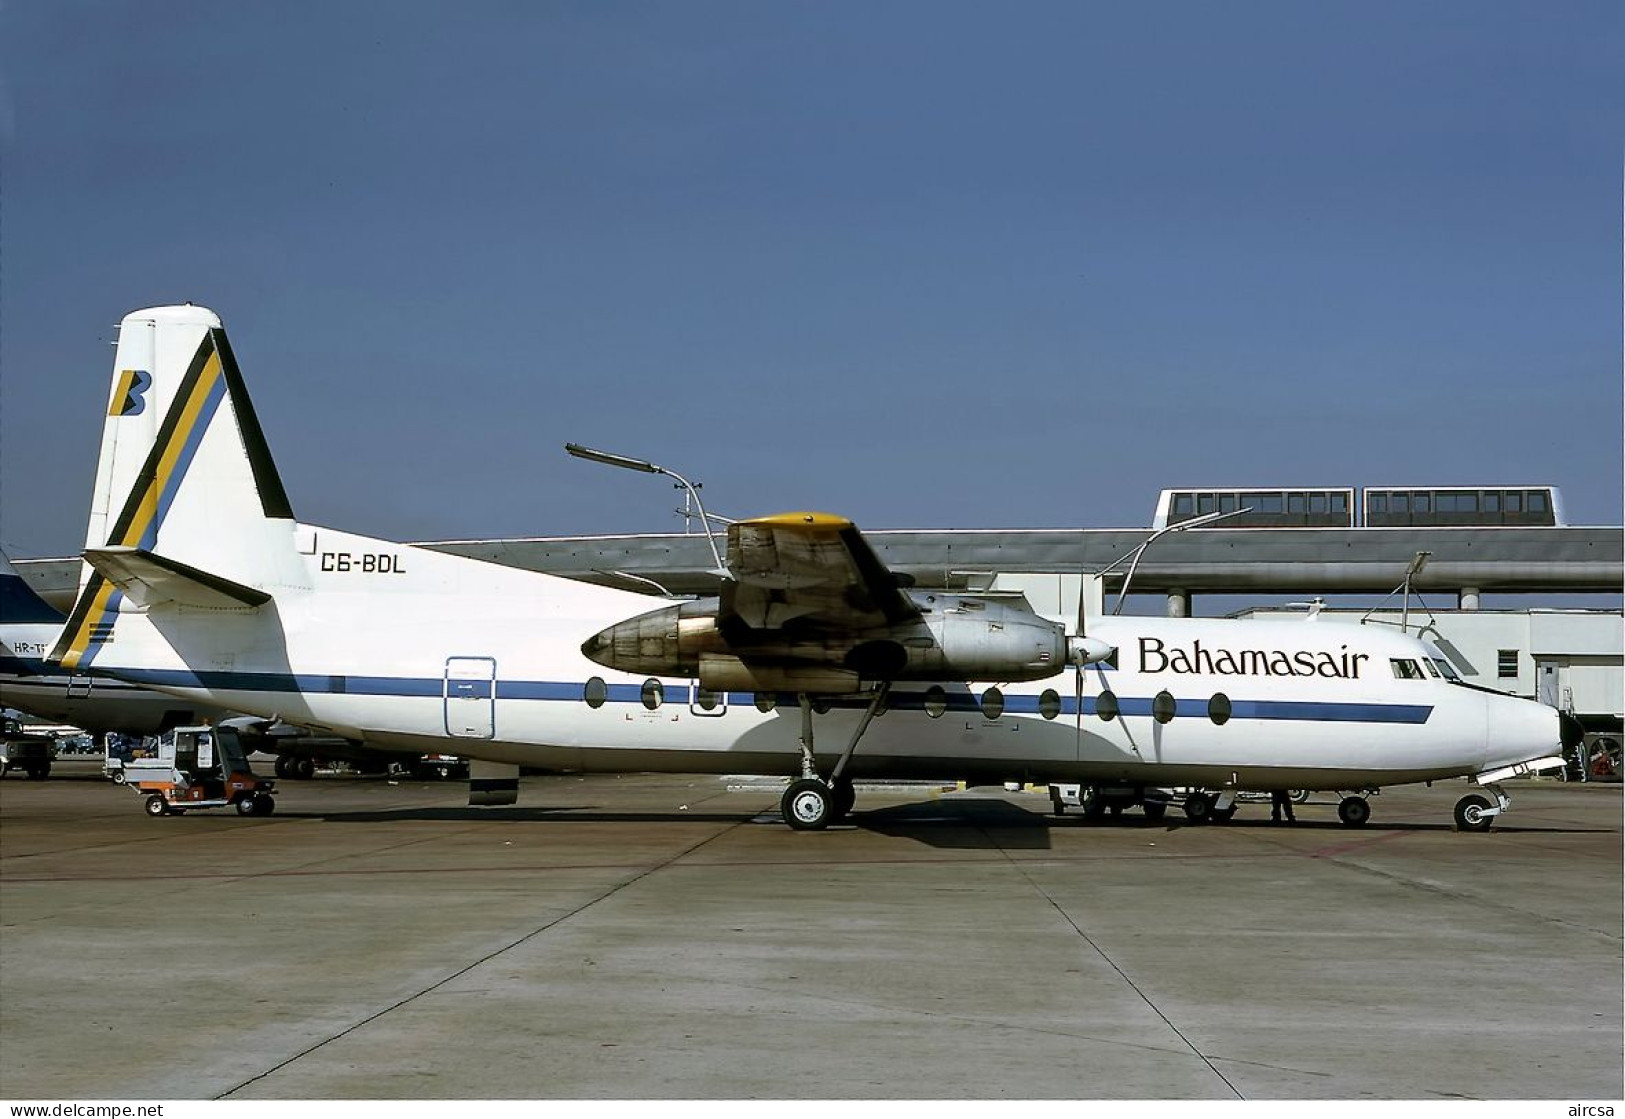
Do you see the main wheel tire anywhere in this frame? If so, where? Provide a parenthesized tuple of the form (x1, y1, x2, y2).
(1337, 796, 1372, 827)
(1183, 792, 1214, 823)
(782, 779, 835, 831)
(295, 758, 316, 780)
(145, 794, 168, 817)
(1454, 793, 1494, 833)
(274, 756, 291, 779)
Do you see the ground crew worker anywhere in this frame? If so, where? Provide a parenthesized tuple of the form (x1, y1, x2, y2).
(1271, 789, 1296, 823)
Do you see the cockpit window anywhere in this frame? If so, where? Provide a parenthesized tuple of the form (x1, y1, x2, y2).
(1420, 658, 1441, 678)
(1389, 658, 1425, 680)
(1429, 657, 1461, 682)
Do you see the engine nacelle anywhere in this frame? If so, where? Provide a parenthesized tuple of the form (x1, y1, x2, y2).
(580, 595, 1070, 685)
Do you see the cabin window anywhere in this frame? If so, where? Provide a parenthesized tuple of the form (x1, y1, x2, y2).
(694, 687, 720, 712)
(1039, 689, 1061, 720)
(1096, 690, 1119, 721)
(1208, 693, 1232, 725)
(583, 676, 608, 709)
(924, 686, 948, 719)
(754, 692, 777, 713)
(980, 687, 1004, 720)
(640, 678, 664, 710)
(1152, 690, 1177, 724)
(1389, 659, 1424, 680)
(1497, 650, 1519, 679)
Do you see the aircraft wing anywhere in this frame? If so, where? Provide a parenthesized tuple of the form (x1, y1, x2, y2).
(719, 513, 919, 637)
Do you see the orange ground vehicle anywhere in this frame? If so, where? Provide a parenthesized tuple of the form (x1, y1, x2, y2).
(124, 725, 276, 817)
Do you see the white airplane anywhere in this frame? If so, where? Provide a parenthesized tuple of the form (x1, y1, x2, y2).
(1, 551, 206, 738)
(1, 551, 418, 779)
(49, 304, 1578, 830)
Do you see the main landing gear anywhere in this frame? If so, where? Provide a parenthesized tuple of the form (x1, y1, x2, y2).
(778, 685, 888, 831)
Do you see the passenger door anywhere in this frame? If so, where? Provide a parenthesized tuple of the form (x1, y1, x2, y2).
(444, 656, 497, 739)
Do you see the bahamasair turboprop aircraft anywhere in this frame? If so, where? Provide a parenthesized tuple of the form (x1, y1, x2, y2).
(48, 304, 1578, 831)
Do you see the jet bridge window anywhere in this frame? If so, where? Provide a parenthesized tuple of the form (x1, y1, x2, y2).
(1389, 659, 1425, 680)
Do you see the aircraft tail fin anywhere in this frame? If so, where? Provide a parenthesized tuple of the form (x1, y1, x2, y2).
(53, 305, 302, 669)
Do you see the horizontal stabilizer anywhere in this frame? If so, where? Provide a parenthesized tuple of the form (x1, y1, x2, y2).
(83, 546, 271, 610)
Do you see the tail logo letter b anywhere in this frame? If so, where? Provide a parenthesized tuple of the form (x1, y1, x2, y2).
(110, 369, 152, 416)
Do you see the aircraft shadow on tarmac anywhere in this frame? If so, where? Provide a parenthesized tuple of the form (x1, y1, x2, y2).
(277, 794, 1603, 847)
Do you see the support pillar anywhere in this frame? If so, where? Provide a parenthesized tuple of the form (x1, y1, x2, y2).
(1165, 589, 1190, 618)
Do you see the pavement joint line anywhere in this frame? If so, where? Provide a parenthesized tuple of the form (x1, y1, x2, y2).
(950, 797, 1249, 1101)
(215, 810, 755, 1100)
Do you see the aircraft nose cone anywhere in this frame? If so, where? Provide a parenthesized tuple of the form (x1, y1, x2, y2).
(581, 629, 613, 663)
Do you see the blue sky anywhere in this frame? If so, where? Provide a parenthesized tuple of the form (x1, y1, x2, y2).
(1, 1, 1620, 560)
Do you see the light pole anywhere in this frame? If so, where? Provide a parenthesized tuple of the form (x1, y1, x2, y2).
(564, 443, 727, 574)
(1102, 506, 1253, 615)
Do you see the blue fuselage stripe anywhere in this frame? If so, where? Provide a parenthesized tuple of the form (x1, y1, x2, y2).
(77, 666, 1432, 725)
